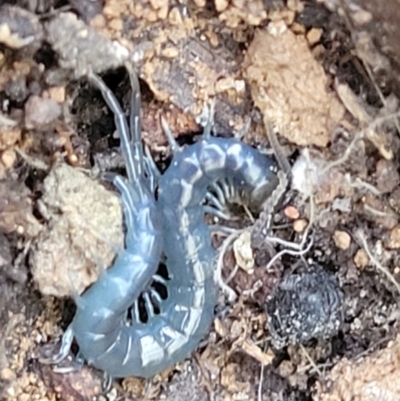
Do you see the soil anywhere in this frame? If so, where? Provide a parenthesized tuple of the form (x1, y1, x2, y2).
(1, 1, 400, 401)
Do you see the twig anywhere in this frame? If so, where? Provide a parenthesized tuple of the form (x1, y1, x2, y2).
(265, 235, 314, 270)
(300, 344, 323, 376)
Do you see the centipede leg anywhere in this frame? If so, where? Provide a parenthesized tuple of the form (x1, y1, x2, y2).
(102, 371, 113, 393)
(53, 351, 85, 374)
(209, 225, 238, 235)
(40, 325, 74, 365)
(161, 116, 180, 153)
(144, 146, 161, 193)
(203, 205, 237, 221)
(202, 101, 215, 139)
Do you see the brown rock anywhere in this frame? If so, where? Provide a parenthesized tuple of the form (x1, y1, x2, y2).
(30, 164, 123, 297)
(24, 95, 61, 129)
(244, 28, 345, 147)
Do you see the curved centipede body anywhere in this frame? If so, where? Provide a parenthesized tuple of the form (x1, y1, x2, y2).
(148, 136, 279, 377)
(41, 70, 164, 377)
(70, 72, 168, 377)
(42, 67, 280, 379)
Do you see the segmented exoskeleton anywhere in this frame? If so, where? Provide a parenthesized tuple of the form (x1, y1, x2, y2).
(41, 68, 164, 377)
(42, 67, 279, 379)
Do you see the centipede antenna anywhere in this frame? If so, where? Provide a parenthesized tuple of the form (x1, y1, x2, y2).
(161, 116, 180, 153)
(88, 72, 138, 183)
(203, 100, 215, 139)
(125, 63, 144, 176)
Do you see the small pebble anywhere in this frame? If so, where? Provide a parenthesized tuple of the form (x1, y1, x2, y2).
(1, 148, 16, 169)
(278, 360, 295, 378)
(194, 0, 206, 6)
(284, 205, 300, 220)
(388, 225, 400, 249)
(0, 367, 16, 381)
(333, 230, 351, 250)
(215, 0, 229, 11)
(17, 393, 30, 401)
(352, 9, 372, 24)
(24, 95, 61, 128)
(161, 46, 179, 58)
(233, 230, 254, 272)
(46, 86, 66, 104)
(293, 218, 308, 233)
(214, 317, 226, 337)
(108, 17, 123, 31)
(306, 27, 323, 45)
(353, 249, 369, 269)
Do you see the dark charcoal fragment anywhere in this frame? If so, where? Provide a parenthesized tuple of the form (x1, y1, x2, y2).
(266, 268, 343, 349)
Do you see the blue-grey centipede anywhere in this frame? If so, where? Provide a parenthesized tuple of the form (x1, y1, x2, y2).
(41, 66, 279, 379)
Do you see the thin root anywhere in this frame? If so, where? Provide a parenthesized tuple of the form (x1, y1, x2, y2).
(357, 229, 400, 296)
(322, 130, 364, 174)
(322, 110, 400, 175)
(214, 228, 247, 302)
(348, 177, 381, 196)
(265, 233, 314, 271)
(363, 203, 394, 218)
(299, 344, 323, 376)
